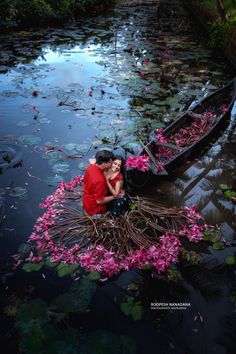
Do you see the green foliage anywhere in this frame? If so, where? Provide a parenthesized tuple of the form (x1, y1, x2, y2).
(14, 277, 96, 353)
(87, 270, 100, 281)
(75, 0, 112, 13)
(47, 0, 75, 20)
(52, 277, 96, 313)
(166, 268, 183, 281)
(225, 255, 236, 265)
(16, 299, 49, 335)
(68, 278, 97, 311)
(0, 0, 114, 29)
(56, 263, 80, 277)
(196, 1, 236, 49)
(44, 328, 80, 354)
(17, 0, 53, 25)
(120, 296, 142, 321)
(181, 249, 203, 265)
(22, 260, 80, 277)
(80, 330, 136, 354)
(129, 202, 137, 210)
(0, 0, 18, 28)
(212, 241, 225, 250)
(220, 183, 230, 191)
(14, 279, 135, 354)
(219, 184, 236, 202)
(208, 19, 232, 48)
(22, 262, 44, 272)
(203, 228, 221, 243)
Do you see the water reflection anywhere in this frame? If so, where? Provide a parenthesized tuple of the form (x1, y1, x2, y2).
(157, 116, 236, 230)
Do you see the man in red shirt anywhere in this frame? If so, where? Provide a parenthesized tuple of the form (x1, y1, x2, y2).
(83, 150, 116, 215)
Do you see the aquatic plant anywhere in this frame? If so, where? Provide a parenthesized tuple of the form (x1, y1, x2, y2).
(13, 274, 136, 354)
(0, 0, 115, 30)
(219, 183, 236, 202)
(125, 155, 150, 172)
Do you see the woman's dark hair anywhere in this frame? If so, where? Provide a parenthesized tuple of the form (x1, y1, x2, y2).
(95, 150, 114, 165)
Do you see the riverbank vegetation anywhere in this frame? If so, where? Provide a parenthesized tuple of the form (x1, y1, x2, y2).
(0, 0, 115, 30)
(196, 0, 236, 48)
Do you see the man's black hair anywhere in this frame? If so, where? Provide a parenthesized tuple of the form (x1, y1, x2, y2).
(95, 150, 114, 165)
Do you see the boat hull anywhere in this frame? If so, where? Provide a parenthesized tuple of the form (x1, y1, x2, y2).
(127, 78, 236, 187)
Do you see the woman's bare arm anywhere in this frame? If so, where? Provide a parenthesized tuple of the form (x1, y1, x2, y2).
(107, 179, 123, 198)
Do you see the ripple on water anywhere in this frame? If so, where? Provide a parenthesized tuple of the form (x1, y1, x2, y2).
(0, 142, 25, 171)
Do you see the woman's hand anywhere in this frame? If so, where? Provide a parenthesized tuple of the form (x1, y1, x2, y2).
(115, 190, 125, 199)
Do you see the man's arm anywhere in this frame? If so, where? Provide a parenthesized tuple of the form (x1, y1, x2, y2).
(94, 180, 115, 205)
(97, 195, 115, 205)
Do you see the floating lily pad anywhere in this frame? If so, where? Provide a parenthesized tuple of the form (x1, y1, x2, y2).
(42, 151, 59, 160)
(76, 143, 91, 153)
(56, 263, 80, 278)
(45, 175, 64, 186)
(65, 143, 78, 151)
(38, 118, 51, 124)
(52, 163, 70, 174)
(16, 121, 31, 127)
(225, 256, 236, 265)
(18, 135, 42, 145)
(212, 241, 225, 251)
(22, 262, 44, 272)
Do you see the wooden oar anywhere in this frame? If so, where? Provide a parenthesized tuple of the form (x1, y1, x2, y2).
(187, 111, 205, 120)
(155, 141, 183, 151)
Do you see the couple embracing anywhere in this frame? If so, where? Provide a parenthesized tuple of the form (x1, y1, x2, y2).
(82, 150, 130, 216)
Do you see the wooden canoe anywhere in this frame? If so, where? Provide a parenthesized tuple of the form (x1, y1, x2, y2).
(127, 78, 236, 186)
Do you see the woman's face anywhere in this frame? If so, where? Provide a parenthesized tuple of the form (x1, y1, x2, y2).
(111, 159, 122, 172)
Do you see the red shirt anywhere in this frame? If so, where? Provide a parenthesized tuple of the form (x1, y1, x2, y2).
(82, 164, 108, 215)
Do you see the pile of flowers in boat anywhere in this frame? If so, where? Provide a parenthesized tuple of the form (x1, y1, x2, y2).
(125, 104, 229, 173)
(27, 174, 208, 277)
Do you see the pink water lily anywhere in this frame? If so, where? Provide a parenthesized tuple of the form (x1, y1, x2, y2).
(125, 154, 150, 172)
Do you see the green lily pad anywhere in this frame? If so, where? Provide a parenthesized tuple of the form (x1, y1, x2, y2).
(219, 184, 230, 191)
(16, 121, 31, 127)
(80, 330, 136, 354)
(22, 262, 44, 272)
(19, 134, 42, 145)
(45, 257, 59, 268)
(87, 271, 100, 281)
(212, 241, 225, 250)
(38, 118, 51, 124)
(45, 175, 64, 186)
(52, 163, 70, 174)
(56, 263, 79, 277)
(225, 256, 236, 265)
(65, 143, 78, 151)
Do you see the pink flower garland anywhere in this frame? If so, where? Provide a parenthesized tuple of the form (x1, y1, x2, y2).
(26, 174, 207, 277)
